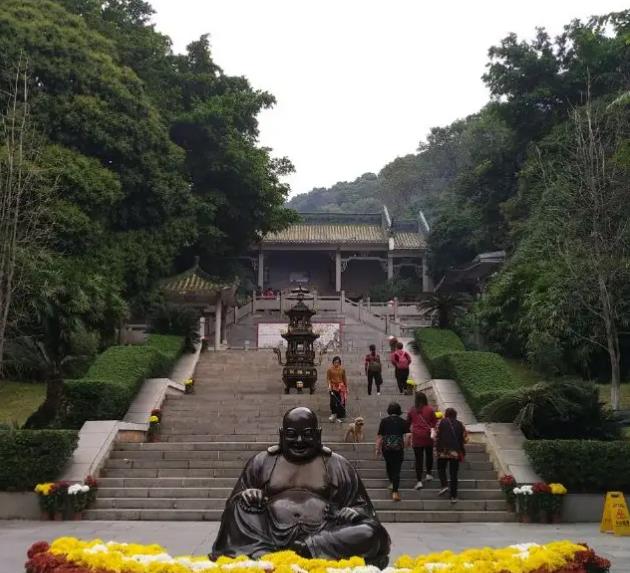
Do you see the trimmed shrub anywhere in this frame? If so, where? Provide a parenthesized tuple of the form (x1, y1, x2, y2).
(0, 429, 78, 490)
(414, 328, 465, 370)
(61, 336, 184, 428)
(146, 334, 186, 362)
(524, 440, 630, 493)
(431, 351, 518, 414)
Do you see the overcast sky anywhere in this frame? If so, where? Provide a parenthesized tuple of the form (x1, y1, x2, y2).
(150, 0, 627, 197)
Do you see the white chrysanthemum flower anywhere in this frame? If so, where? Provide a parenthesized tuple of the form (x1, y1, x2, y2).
(84, 544, 108, 554)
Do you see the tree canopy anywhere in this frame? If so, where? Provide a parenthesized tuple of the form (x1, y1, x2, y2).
(0, 0, 295, 373)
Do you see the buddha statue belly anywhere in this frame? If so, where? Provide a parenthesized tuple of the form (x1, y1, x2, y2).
(267, 457, 329, 531)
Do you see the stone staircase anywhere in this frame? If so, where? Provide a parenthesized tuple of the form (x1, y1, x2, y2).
(86, 317, 511, 522)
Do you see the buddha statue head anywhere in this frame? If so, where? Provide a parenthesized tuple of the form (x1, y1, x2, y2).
(279, 407, 322, 462)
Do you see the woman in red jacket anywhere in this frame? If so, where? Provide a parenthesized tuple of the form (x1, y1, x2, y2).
(406, 391, 437, 489)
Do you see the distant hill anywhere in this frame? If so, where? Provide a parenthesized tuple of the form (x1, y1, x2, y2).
(287, 143, 461, 222)
(288, 173, 381, 213)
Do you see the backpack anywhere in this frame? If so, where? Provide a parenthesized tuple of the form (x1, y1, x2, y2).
(395, 350, 411, 369)
(367, 355, 382, 374)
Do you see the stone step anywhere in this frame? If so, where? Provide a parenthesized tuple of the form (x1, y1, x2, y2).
(113, 442, 488, 454)
(101, 467, 498, 480)
(97, 477, 501, 490)
(92, 497, 508, 512)
(104, 458, 494, 471)
(83, 508, 513, 522)
(97, 487, 504, 500)
(109, 451, 491, 465)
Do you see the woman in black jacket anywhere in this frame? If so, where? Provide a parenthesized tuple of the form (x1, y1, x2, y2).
(375, 402, 410, 502)
(434, 407, 468, 504)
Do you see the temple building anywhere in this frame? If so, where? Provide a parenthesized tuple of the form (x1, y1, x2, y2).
(248, 207, 432, 298)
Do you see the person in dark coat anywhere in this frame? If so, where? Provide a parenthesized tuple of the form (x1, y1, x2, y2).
(211, 407, 390, 567)
(375, 402, 410, 502)
(434, 407, 468, 504)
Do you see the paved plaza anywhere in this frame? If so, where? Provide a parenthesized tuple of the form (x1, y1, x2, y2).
(1, 520, 629, 573)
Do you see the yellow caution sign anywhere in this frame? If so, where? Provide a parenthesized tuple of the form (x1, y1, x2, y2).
(600, 491, 630, 536)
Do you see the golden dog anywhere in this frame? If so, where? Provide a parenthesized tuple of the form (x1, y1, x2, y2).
(344, 417, 365, 443)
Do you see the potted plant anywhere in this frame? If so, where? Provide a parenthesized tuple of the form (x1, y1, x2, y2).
(532, 482, 553, 522)
(499, 474, 517, 511)
(513, 485, 534, 522)
(148, 409, 161, 442)
(67, 483, 91, 519)
(184, 378, 195, 394)
(34, 483, 58, 520)
(548, 483, 567, 523)
(84, 475, 98, 507)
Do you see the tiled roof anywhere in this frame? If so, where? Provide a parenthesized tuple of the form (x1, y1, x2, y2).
(161, 265, 231, 296)
(263, 224, 388, 245)
(394, 232, 426, 250)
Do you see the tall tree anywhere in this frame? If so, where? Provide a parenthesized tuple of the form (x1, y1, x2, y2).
(0, 60, 52, 372)
(550, 98, 630, 409)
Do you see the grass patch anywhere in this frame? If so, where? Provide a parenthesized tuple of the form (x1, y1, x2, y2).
(0, 381, 46, 427)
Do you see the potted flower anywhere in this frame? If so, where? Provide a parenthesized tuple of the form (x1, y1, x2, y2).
(34, 483, 58, 520)
(67, 483, 91, 520)
(201, 337, 209, 351)
(532, 482, 553, 522)
(148, 411, 161, 442)
(513, 484, 534, 522)
(184, 378, 195, 394)
(84, 475, 98, 507)
(548, 483, 567, 523)
(499, 474, 517, 511)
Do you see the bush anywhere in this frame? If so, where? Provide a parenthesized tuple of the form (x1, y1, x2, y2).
(414, 328, 465, 370)
(0, 429, 78, 490)
(524, 440, 630, 493)
(60, 336, 184, 428)
(432, 351, 518, 414)
(480, 380, 619, 439)
(146, 334, 186, 362)
(149, 304, 200, 352)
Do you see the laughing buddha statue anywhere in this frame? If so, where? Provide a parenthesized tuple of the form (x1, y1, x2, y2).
(210, 407, 390, 567)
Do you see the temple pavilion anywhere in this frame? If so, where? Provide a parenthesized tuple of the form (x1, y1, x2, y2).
(247, 207, 432, 298)
(160, 258, 237, 350)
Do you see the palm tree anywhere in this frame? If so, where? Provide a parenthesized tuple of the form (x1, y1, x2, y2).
(417, 292, 470, 328)
(480, 380, 618, 440)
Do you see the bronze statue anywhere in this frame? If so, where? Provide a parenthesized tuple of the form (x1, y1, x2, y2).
(211, 407, 391, 567)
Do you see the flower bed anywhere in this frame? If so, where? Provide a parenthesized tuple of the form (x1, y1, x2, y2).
(25, 537, 611, 573)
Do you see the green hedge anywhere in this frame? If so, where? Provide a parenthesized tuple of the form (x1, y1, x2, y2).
(0, 429, 78, 490)
(61, 336, 184, 428)
(414, 328, 465, 370)
(146, 334, 186, 362)
(524, 440, 630, 493)
(431, 351, 518, 414)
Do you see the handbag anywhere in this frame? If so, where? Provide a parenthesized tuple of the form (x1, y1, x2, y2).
(382, 434, 404, 452)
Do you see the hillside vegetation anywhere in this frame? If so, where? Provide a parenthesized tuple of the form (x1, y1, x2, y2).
(290, 11, 630, 402)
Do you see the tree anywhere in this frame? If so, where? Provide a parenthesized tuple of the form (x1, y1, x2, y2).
(480, 380, 618, 440)
(0, 59, 52, 374)
(417, 292, 470, 329)
(549, 97, 630, 410)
